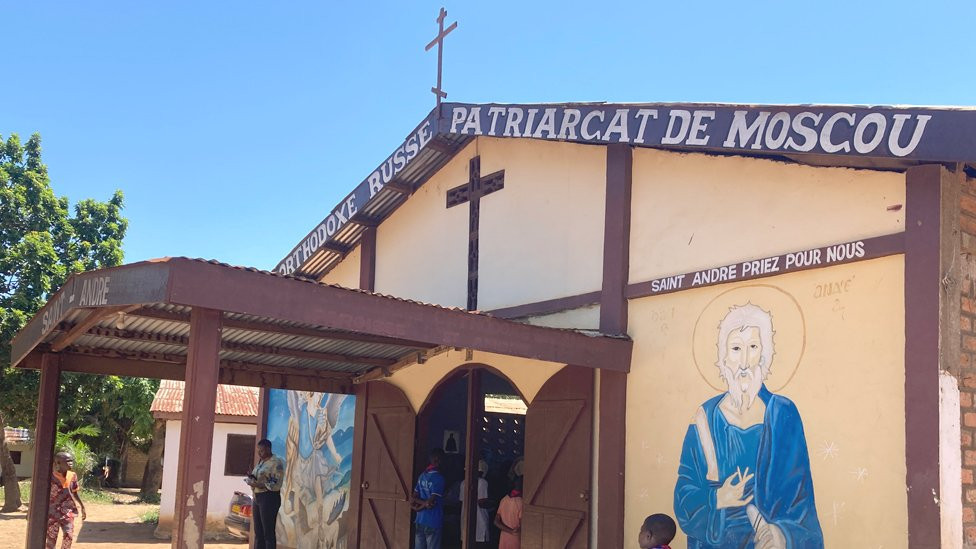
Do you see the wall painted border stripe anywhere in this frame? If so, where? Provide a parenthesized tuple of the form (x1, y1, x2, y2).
(627, 232, 905, 300)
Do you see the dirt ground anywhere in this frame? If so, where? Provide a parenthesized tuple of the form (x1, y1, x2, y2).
(0, 491, 247, 549)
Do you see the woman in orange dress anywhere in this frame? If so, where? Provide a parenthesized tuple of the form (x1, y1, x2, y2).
(494, 479, 523, 549)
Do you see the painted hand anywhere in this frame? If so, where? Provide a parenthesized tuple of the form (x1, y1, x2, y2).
(715, 467, 754, 509)
(754, 521, 786, 549)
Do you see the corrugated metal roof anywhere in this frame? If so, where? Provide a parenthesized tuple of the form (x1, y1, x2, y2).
(11, 256, 632, 385)
(151, 379, 259, 417)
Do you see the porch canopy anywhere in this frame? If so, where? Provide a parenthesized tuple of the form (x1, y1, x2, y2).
(11, 257, 632, 549)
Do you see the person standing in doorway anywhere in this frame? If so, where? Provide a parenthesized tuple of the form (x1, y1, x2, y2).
(46, 451, 86, 549)
(412, 448, 446, 549)
(246, 439, 284, 549)
(459, 460, 492, 547)
(495, 478, 523, 549)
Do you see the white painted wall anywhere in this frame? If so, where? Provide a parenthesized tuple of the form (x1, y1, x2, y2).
(321, 243, 360, 289)
(941, 371, 963, 549)
(374, 137, 606, 311)
(522, 305, 600, 330)
(10, 443, 34, 478)
(157, 420, 255, 535)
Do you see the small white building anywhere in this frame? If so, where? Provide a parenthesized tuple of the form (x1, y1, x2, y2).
(150, 380, 258, 537)
(3, 428, 34, 479)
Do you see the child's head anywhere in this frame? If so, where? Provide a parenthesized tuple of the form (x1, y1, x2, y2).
(639, 514, 676, 548)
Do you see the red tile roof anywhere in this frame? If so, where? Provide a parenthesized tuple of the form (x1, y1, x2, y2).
(150, 380, 259, 417)
(3, 427, 31, 443)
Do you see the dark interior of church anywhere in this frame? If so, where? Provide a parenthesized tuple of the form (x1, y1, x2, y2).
(415, 369, 526, 548)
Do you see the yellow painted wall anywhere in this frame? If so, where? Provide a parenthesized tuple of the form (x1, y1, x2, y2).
(321, 244, 361, 288)
(624, 255, 906, 548)
(374, 137, 605, 311)
(380, 349, 565, 413)
(630, 149, 905, 284)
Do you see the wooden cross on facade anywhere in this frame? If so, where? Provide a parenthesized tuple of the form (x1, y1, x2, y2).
(425, 7, 457, 107)
(446, 156, 505, 310)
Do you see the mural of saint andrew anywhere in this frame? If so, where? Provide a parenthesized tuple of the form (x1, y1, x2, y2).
(674, 304, 823, 548)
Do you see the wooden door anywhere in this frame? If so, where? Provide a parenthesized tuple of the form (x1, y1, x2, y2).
(355, 381, 415, 549)
(522, 366, 593, 549)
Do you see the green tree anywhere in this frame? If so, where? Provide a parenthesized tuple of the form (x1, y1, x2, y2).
(0, 132, 133, 511)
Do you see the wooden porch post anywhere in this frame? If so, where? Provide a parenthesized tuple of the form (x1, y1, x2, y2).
(172, 308, 222, 549)
(596, 143, 632, 548)
(25, 353, 61, 549)
(905, 165, 958, 548)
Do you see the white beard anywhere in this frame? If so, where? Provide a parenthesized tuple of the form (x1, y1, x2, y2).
(720, 362, 764, 410)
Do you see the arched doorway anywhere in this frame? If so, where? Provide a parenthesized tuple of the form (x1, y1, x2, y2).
(415, 366, 527, 549)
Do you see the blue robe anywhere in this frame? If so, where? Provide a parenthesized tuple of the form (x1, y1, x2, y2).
(674, 385, 823, 548)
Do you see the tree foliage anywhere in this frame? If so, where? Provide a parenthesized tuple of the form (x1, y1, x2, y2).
(0, 132, 157, 511)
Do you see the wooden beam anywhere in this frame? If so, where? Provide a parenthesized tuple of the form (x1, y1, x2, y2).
(321, 241, 352, 255)
(384, 179, 412, 194)
(349, 215, 384, 228)
(49, 305, 134, 352)
(353, 345, 453, 384)
(25, 354, 61, 549)
(173, 308, 221, 549)
(167, 258, 634, 372)
(127, 307, 437, 349)
(424, 138, 454, 155)
(360, 226, 377, 292)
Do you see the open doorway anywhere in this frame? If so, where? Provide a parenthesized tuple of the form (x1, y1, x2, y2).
(415, 367, 526, 549)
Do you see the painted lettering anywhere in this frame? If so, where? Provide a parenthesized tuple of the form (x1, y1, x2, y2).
(785, 249, 822, 269)
(603, 109, 631, 142)
(461, 107, 482, 135)
(633, 109, 658, 144)
(686, 110, 715, 146)
(764, 112, 791, 150)
(532, 108, 558, 139)
(651, 274, 686, 292)
(558, 109, 582, 139)
(662, 110, 691, 145)
(487, 107, 506, 135)
(581, 110, 605, 140)
(723, 110, 769, 149)
(820, 112, 855, 153)
(78, 276, 110, 307)
(853, 113, 886, 154)
(888, 114, 931, 157)
(785, 112, 821, 152)
(450, 107, 467, 133)
(503, 108, 524, 137)
(826, 241, 865, 262)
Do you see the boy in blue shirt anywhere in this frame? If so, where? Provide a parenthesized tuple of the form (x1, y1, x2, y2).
(412, 448, 446, 549)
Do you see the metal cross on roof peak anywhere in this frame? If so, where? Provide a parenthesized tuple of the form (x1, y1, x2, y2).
(425, 7, 457, 108)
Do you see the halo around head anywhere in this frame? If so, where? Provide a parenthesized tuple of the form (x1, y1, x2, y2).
(692, 284, 806, 392)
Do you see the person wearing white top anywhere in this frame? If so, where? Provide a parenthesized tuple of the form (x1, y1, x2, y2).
(459, 460, 491, 545)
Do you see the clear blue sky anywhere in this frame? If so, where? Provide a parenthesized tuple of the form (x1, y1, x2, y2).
(2, 1, 974, 270)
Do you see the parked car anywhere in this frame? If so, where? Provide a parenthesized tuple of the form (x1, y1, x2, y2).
(225, 491, 252, 539)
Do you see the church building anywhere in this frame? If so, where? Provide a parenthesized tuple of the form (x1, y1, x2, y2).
(11, 101, 976, 549)
(273, 101, 976, 549)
